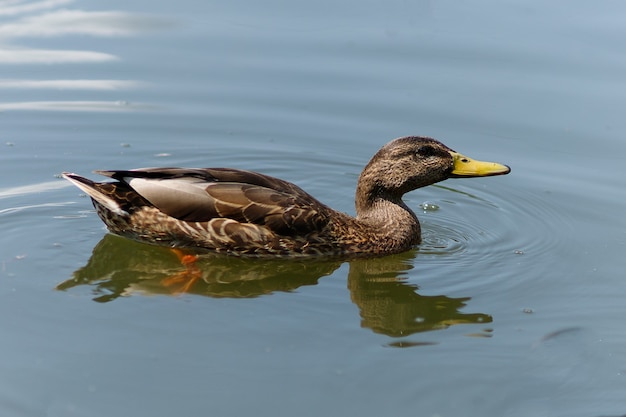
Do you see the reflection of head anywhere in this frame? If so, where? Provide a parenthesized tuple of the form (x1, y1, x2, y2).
(348, 254, 492, 337)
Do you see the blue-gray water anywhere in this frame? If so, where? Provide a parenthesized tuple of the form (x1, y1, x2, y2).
(2, 1, 626, 416)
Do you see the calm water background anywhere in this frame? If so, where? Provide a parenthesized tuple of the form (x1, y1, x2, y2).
(1, 0, 626, 416)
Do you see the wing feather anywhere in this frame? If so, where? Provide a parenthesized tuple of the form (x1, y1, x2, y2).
(96, 168, 331, 236)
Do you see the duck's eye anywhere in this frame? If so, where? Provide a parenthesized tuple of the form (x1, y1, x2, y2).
(416, 145, 436, 157)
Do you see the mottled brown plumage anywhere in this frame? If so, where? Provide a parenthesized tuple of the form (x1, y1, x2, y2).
(62, 136, 510, 257)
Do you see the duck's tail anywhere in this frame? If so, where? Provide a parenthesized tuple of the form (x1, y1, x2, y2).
(62, 172, 129, 216)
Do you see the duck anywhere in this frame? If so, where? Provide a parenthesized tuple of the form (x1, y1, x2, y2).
(62, 136, 510, 257)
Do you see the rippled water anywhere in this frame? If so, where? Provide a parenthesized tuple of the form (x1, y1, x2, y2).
(2, 1, 626, 416)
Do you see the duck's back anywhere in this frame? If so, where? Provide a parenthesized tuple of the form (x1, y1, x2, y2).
(64, 168, 342, 256)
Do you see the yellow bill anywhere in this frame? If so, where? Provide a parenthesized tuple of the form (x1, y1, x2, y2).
(449, 151, 511, 177)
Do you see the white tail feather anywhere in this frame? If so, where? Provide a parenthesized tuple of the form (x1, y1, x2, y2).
(62, 172, 129, 216)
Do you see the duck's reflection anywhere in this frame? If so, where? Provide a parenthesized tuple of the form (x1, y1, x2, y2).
(57, 234, 340, 302)
(58, 234, 492, 335)
(347, 253, 492, 337)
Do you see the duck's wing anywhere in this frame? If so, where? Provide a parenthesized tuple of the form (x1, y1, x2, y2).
(95, 168, 331, 236)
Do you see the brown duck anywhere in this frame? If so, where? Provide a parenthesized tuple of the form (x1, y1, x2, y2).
(63, 136, 510, 257)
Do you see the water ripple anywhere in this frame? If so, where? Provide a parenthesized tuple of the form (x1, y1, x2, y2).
(0, 2, 172, 111)
(412, 180, 568, 269)
(0, 180, 69, 199)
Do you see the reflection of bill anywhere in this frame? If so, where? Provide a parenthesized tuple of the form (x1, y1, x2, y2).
(58, 234, 492, 338)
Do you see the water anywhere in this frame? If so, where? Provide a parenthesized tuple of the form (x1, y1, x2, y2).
(2, 1, 626, 416)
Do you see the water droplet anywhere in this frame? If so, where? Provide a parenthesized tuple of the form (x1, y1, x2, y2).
(419, 201, 439, 212)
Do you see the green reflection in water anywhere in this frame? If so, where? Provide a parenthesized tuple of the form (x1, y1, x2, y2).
(58, 234, 492, 337)
(348, 252, 492, 337)
(57, 234, 339, 301)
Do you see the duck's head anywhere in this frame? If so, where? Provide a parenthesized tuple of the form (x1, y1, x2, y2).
(357, 136, 510, 206)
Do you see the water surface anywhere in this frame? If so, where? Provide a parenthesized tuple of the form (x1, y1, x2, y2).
(2, 1, 626, 416)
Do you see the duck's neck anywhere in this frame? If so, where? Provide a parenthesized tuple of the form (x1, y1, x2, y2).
(350, 187, 422, 251)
